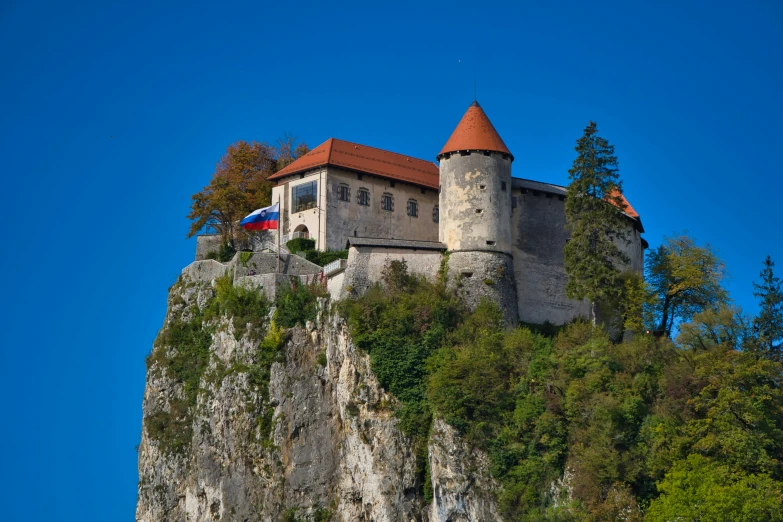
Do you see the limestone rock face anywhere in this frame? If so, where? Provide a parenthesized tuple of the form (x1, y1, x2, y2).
(136, 275, 499, 521)
(428, 419, 502, 522)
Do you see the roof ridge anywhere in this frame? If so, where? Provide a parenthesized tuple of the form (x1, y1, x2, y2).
(325, 137, 334, 164)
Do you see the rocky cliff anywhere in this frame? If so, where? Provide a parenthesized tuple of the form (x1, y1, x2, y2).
(136, 272, 499, 521)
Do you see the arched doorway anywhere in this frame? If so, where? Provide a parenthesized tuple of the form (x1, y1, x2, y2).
(293, 224, 310, 239)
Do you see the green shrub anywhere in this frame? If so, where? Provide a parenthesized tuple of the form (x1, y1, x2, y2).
(306, 249, 349, 267)
(274, 277, 328, 328)
(205, 250, 219, 260)
(205, 274, 270, 340)
(313, 506, 334, 522)
(217, 242, 236, 262)
(144, 289, 216, 454)
(239, 251, 253, 266)
(144, 398, 193, 455)
(286, 237, 315, 253)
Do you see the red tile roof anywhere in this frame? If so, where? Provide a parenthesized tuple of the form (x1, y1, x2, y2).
(268, 138, 440, 189)
(438, 101, 512, 159)
(608, 189, 640, 219)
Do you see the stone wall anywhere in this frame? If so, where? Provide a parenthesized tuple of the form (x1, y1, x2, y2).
(195, 235, 224, 261)
(341, 245, 443, 297)
(326, 270, 345, 301)
(233, 253, 322, 279)
(510, 182, 645, 325)
(446, 251, 519, 326)
(235, 273, 291, 301)
(438, 151, 513, 254)
(181, 259, 230, 283)
(271, 166, 440, 252)
(324, 167, 440, 251)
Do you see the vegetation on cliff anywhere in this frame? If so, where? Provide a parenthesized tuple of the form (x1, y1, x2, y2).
(341, 258, 783, 521)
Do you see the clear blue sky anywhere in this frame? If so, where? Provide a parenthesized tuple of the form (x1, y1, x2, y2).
(0, 1, 780, 520)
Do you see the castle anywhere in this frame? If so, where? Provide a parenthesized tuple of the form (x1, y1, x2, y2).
(195, 101, 646, 326)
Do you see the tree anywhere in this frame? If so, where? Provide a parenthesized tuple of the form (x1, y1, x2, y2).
(564, 121, 630, 318)
(646, 234, 728, 337)
(753, 256, 783, 358)
(646, 454, 783, 522)
(186, 138, 308, 245)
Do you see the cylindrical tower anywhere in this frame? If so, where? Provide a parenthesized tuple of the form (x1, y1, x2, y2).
(437, 101, 518, 325)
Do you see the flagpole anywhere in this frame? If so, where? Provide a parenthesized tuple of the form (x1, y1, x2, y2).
(276, 194, 281, 274)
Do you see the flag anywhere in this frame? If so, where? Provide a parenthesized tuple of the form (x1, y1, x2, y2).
(240, 203, 279, 230)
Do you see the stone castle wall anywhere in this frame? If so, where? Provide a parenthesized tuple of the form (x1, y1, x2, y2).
(438, 151, 513, 254)
(510, 180, 645, 325)
(446, 251, 519, 326)
(340, 243, 444, 298)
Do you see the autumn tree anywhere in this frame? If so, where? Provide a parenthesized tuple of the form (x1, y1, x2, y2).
(753, 255, 783, 359)
(564, 121, 629, 319)
(186, 138, 308, 245)
(646, 234, 728, 337)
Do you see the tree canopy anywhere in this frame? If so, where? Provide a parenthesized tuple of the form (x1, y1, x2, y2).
(564, 121, 630, 313)
(186, 136, 308, 244)
(646, 234, 728, 337)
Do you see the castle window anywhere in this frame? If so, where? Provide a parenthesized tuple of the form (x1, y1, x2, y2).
(521, 188, 528, 194)
(486, 240, 496, 246)
(357, 188, 370, 206)
(381, 193, 394, 212)
(501, 181, 507, 191)
(338, 184, 350, 202)
(407, 199, 418, 218)
(461, 271, 473, 278)
(357, 173, 363, 180)
(390, 181, 396, 188)
(475, 208, 483, 214)
(433, 206, 439, 223)
(558, 195, 565, 201)
(479, 184, 486, 190)
(483, 151, 491, 156)
(292, 181, 318, 213)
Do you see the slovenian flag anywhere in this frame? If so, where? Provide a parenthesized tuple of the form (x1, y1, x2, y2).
(240, 203, 279, 230)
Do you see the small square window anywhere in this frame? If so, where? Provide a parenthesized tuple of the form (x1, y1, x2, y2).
(382, 193, 394, 212)
(407, 199, 418, 218)
(501, 181, 507, 191)
(338, 184, 350, 202)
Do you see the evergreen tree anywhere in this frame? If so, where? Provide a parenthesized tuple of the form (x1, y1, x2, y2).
(564, 121, 629, 316)
(753, 255, 783, 358)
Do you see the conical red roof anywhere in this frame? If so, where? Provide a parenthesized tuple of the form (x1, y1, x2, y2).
(438, 101, 512, 159)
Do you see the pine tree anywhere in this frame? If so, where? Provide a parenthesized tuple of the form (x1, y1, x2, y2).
(753, 256, 783, 358)
(564, 121, 629, 316)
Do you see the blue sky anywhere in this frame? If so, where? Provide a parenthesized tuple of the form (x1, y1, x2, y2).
(0, 1, 780, 520)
